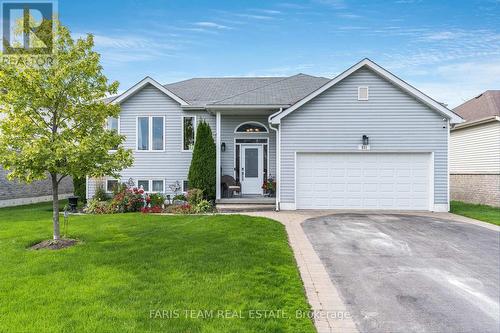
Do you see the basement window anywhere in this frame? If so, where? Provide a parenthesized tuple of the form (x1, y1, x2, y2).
(358, 86, 369, 101)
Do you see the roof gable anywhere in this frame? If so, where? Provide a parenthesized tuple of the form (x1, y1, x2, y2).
(112, 77, 188, 106)
(270, 58, 464, 124)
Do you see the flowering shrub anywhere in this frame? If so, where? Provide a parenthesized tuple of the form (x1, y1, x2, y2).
(141, 206, 163, 214)
(148, 193, 165, 208)
(84, 198, 112, 214)
(109, 187, 145, 213)
(165, 203, 193, 214)
(194, 199, 213, 213)
(187, 188, 204, 205)
(262, 177, 276, 192)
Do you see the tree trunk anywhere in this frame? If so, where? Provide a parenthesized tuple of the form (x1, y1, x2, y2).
(51, 173, 60, 240)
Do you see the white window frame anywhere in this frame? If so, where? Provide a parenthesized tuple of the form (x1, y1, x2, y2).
(234, 121, 269, 133)
(107, 116, 120, 133)
(181, 115, 197, 152)
(137, 179, 150, 192)
(358, 86, 369, 101)
(151, 179, 165, 193)
(106, 116, 120, 152)
(136, 116, 165, 152)
(137, 179, 165, 193)
(106, 179, 119, 193)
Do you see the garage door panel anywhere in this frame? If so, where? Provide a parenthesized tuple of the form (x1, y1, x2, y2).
(296, 153, 431, 210)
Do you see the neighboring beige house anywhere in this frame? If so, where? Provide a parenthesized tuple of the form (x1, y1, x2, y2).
(450, 90, 500, 207)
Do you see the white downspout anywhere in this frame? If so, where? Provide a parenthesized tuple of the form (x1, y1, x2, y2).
(268, 109, 282, 211)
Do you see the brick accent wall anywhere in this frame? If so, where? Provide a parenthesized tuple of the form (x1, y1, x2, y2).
(0, 167, 73, 201)
(450, 174, 500, 207)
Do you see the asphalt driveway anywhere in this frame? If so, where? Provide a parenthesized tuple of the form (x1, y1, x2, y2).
(302, 213, 500, 333)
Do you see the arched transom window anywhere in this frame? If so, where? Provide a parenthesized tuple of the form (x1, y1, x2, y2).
(235, 122, 268, 133)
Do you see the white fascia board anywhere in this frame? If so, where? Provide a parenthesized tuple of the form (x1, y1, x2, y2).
(452, 116, 500, 130)
(111, 76, 189, 106)
(206, 104, 289, 110)
(270, 58, 464, 125)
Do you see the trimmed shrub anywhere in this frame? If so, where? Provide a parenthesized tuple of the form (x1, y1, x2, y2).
(188, 121, 216, 200)
(73, 177, 86, 202)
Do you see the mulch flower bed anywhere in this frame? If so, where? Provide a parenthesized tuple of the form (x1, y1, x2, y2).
(30, 239, 78, 250)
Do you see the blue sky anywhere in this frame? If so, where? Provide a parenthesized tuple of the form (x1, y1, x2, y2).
(61, 0, 499, 108)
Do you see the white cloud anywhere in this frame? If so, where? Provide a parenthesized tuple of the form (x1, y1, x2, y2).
(314, 0, 346, 9)
(194, 21, 231, 30)
(421, 31, 467, 41)
(337, 13, 362, 19)
(252, 9, 282, 15)
(235, 13, 275, 20)
(72, 32, 179, 65)
(413, 61, 500, 108)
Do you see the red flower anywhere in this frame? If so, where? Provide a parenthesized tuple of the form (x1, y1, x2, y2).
(138, 189, 144, 194)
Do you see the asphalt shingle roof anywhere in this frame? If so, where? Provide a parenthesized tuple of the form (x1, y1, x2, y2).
(453, 90, 500, 122)
(164, 74, 329, 106)
(211, 74, 330, 105)
(104, 74, 329, 107)
(164, 77, 286, 106)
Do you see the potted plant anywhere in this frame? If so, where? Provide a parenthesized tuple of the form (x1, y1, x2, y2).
(262, 177, 276, 197)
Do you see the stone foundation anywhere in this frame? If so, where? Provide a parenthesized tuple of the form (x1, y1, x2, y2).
(450, 174, 500, 207)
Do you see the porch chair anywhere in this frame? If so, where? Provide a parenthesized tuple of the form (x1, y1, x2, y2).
(221, 175, 241, 198)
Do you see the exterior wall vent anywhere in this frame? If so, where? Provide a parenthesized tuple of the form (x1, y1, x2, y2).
(358, 86, 369, 101)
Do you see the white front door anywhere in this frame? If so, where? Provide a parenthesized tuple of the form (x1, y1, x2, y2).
(240, 145, 263, 195)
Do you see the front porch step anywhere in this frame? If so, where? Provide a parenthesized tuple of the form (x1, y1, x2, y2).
(216, 197, 275, 204)
(217, 203, 276, 213)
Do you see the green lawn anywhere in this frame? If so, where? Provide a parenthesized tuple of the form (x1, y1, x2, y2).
(0, 202, 315, 333)
(451, 201, 500, 226)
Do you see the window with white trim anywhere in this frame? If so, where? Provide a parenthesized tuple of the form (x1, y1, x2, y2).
(152, 180, 164, 192)
(107, 117, 119, 132)
(235, 122, 268, 133)
(137, 180, 149, 191)
(182, 116, 196, 151)
(106, 179, 119, 193)
(358, 86, 369, 101)
(137, 116, 164, 151)
(107, 117, 119, 150)
(137, 179, 165, 193)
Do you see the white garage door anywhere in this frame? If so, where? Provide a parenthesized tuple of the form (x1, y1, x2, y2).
(296, 153, 431, 210)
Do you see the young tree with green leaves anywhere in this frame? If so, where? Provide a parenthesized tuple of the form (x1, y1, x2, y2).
(188, 120, 216, 200)
(0, 22, 133, 240)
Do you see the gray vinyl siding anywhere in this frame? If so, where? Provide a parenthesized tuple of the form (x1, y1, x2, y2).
(280, 67, 449, 206)
(450, 122, 500, 174)
(87, 84, 215, 198)
(220, 115, 276, 180)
